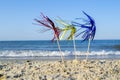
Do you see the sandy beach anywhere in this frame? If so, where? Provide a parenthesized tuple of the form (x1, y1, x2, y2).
(0, 59, 120, 80)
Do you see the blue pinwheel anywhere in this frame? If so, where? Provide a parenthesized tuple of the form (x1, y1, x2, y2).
(72, 11, 96, 60)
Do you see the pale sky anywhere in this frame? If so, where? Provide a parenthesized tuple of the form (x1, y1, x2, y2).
(0, 0, 120, 41)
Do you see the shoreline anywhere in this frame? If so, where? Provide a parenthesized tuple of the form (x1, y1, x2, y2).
(0, 55, 120, 61)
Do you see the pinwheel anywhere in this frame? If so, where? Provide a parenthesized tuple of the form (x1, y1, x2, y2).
(56, 17, 77, 59)
(72, 11, 96, 60)
(34, 13, 64, 62)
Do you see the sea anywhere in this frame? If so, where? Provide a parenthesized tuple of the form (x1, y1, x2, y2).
(0, 40, 120, 60)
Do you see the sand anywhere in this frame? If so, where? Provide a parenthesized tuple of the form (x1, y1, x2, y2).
(0, 59, 120, 80)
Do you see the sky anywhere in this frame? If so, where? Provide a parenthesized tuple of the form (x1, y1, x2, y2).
(0, 0, 120, 41)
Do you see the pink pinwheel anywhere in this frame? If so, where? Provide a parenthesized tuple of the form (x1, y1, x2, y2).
(34, 13, 64, 62)
(34, 13, 62, 41)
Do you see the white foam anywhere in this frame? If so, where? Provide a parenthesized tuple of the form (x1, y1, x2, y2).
(0, 50, 120, 57)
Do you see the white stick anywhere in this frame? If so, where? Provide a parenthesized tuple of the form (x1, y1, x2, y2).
(86, 38, 91, 61)
(60, 30, 67, 40)
(73, 35, 77, 59)
(55, 34, 64, 63)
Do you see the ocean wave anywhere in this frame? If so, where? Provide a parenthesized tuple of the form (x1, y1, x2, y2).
(0, 50, 120, 57)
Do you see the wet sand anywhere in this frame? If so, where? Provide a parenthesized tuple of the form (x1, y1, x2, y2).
(0, 59, 120, 80)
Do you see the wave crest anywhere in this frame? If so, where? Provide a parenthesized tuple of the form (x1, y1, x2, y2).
(0, 50, 120, 57)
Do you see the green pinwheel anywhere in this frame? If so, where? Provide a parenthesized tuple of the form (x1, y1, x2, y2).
(56, 17, 77, 59)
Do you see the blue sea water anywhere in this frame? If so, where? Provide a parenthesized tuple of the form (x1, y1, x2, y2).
(0, 40, 120, 59)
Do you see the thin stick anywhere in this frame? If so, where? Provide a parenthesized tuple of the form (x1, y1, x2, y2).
(86, 38, 91, 61)
(73, 35, 77, 59)
(60, 30, 67, 40)
(55, 34, 64, 63)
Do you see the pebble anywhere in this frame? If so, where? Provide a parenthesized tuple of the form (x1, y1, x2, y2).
(0, 65, 4, 70)
(0, 74, 3, 77)
(13, 74, 22, 78)
(0, 60, 119, 80)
